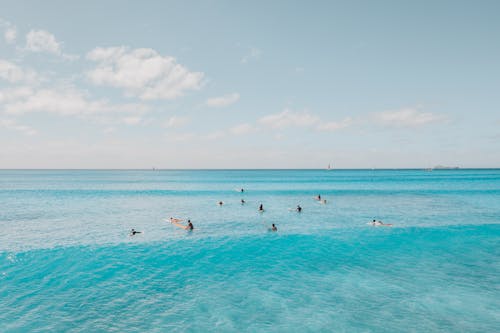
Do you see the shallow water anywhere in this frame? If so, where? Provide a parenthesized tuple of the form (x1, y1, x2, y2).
(1, 169, 499, 331)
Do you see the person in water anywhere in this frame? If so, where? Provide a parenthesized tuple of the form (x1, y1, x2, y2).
(130, 228, 141, 236)
(218, 201, 224, 206)
(240, 188, 244, 193)
(316, 194, 321, 201)
(241, 199, 245, 204)
(371, 219, 393, 226)
(271, 224, 277, 232)
(171, 219, 194, 230)
(296, 205, 302, 212)
(259, 204, 264, 212)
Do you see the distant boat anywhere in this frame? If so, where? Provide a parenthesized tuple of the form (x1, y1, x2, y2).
(326, 164, 333, 170)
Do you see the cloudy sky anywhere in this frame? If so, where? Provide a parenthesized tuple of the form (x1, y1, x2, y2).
(1, 0, 499, 168)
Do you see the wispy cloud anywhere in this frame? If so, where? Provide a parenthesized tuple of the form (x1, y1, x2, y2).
(86, 46, 204, 100)
(229, 123, 256, 135)
(316, 117, 352, 131)
(258, 108, 352, 132)
(374, 107, 446, 128)
(259, 109, 319, 129)
(0, 118, 37, 136)
(0, 19, 16, 44)
(1, 85, 148, 117)
(205, 93, 240, 107)
(164, 115, 190, 128)
(241, 46, 261, 64)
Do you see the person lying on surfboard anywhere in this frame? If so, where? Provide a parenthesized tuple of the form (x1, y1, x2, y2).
(169, 217, 183, 223)
(370, 219, 393, 227)
(130, 229, 142, 236)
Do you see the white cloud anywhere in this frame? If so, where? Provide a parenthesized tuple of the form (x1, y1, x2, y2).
(1, 19, 16, 44)
(229, 123, 256, 135)
(375, 107, 446, 127)
(164, 115, 189, 128)
(1, 86, 148, 117)
(86, 46, 204, 100)
(241, 47, 261, 64)
(0, 118, 37, 135)
(316, 117, 352, 131)
(24, 29, 78, 60)
(259, 109, 319, 129)
(26, 30, 61, 55)
(0, 59, 39, 84)
(205, 93, 240, 107)
(5, 27, 16, 44)
(122, 116, 142, 125)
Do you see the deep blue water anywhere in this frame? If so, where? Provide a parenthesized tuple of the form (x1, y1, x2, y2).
(1, 169, 499, 332)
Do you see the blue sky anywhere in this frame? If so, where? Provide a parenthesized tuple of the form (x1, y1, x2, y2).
(0, 0, 499, 168)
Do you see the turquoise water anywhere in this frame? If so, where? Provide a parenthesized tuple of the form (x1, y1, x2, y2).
(1, 169, 499, 332)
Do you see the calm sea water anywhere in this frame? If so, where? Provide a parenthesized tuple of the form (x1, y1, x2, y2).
(1, 169, 499, 332)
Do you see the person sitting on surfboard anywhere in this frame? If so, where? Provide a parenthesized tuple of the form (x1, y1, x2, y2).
(259, 204, 264, 212)
(171, 219, 194, 230)
(241, 199, 245, 204)
(316, 194, 321, 201)
(296, 205, 302, 212)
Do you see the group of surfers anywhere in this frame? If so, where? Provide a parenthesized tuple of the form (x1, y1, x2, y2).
(130, 192, 391, 236)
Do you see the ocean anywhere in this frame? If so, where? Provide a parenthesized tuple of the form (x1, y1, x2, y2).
(1, 169, 499, 332)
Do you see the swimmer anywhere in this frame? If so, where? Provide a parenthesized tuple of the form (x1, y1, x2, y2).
(130, 228, 142, 236)
(218, 201, 224, 206)
(241, 199, 246, 204)
(271, 224, 277, 232)
(240, 188, 244, 193)
(259, 203, 264, 212)
(171, 219, 194, 230)
(296, 205, 302, 213)
(371, 219, 393, 227)
(316, 194, 321, 201)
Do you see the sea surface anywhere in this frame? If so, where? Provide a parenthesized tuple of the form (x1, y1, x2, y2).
(1, 169, 499, 332)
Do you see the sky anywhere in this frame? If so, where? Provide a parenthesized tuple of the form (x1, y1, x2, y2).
(0, 0, 499, 169)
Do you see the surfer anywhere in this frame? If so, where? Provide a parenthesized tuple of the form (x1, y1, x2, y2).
(130, 229, 141, 236)
(171, 219, 194, 230)
(240, 188, 244, 193)
(169, 217, 183, 223)
(316, 194, 321, 201)
(259, 203, 264, 212)
(241, 199, 245, 204)
(218, 201, 224, 206)
(296, 205, 302, 212)
(371, 219, 393, 227)
(271, 224, 277, 232)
